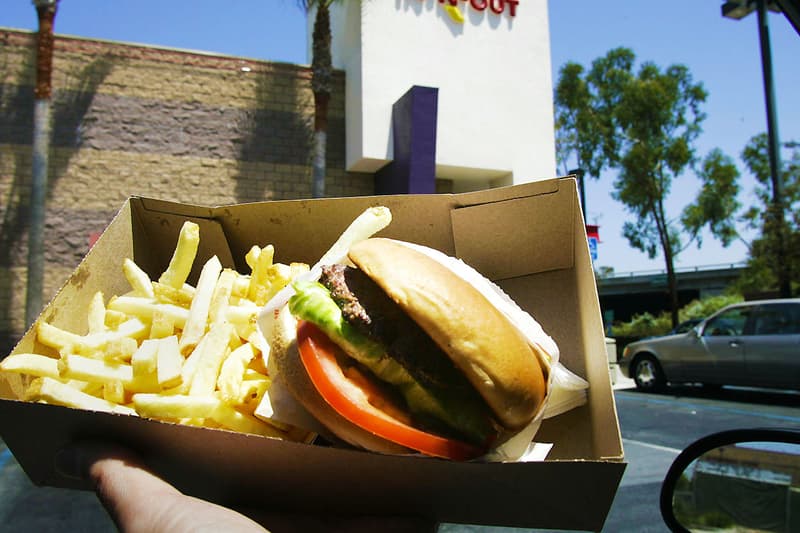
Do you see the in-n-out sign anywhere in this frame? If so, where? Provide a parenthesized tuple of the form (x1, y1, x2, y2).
(437, 0, 519, 17)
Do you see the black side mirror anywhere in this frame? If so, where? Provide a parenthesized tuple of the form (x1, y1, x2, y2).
(660, 428, 800, 532)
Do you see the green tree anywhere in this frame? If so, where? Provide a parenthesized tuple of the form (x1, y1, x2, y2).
(735, 133, 800, 295)
(297, 0, 342, 198)
(554, 48, 634, 179)
(554, 48, 741, 327)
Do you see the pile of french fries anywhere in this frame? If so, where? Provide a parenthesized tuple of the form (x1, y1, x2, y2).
(1, 221, 311, 441)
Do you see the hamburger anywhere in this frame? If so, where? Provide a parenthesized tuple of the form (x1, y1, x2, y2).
(264, 237, 555, 461)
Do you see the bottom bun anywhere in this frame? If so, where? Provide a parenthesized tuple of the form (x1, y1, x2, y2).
(270, 306, 410, 455)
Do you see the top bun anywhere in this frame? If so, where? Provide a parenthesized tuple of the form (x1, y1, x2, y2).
(348, 238, 546, 430)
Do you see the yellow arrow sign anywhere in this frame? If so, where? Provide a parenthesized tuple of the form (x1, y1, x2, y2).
(444, 4, 465, 24)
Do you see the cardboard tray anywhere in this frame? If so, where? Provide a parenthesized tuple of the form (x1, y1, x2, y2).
(0, 177, 625, 530)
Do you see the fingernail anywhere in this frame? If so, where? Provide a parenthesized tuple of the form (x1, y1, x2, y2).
(54, 445, 91, 481)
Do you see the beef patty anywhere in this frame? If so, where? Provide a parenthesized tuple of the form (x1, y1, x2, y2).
(320, 264, 467, 393)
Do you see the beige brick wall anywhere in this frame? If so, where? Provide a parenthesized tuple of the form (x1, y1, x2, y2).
(0, 29, 374, 352)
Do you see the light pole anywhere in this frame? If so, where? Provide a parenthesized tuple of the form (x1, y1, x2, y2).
(26, 0, 58, 327)
(722, 0, 791, 297)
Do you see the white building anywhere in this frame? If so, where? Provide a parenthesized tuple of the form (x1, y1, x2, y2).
(321, 0, 556, 192)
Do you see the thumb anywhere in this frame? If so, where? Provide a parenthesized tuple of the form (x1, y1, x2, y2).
(56, 441, 267, 533)
(56, 441, 180, 530)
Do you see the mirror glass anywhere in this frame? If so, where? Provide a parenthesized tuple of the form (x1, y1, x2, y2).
(672, 441, 800, 532)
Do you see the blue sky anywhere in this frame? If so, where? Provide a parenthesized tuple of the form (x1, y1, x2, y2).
(2, 0, 799, 274)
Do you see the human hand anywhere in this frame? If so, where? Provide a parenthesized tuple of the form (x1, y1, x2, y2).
(55, 441, 437, 533)
(55, 441, 268, 532)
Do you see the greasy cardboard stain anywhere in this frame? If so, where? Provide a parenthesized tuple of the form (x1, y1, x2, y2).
(68, 263, 91, 290)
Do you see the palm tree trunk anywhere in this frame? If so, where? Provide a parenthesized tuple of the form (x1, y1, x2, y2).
(312, 93, 329, 198)
(26, 1, 57, 327)
(310, 1, 333, 198)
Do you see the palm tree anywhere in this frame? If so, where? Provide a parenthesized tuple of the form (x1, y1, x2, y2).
(27, 0, 58, 326)
(297, 0, 339, 198)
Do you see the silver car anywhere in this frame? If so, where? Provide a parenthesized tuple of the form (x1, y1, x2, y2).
(619, 299, 800, 391)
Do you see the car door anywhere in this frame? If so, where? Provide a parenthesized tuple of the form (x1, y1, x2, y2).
(694, 305, 751, 385)
(743, 302, 800, 389)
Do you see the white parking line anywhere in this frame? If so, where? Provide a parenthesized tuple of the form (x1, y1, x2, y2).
(623, 438, 682, 455)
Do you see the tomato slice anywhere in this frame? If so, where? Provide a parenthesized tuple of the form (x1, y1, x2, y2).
(296, 321, 484, 461)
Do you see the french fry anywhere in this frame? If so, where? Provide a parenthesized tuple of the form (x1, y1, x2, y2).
(69, 379, 104, 395)
(217, 342, 256, 404)
(26, 377, 136, 416)
(40, 318, 148, 355)
(248, 245, 274, 304)
(247, 329, 266, 355)
(59, 352, 159, 393)
(156, 335, 183, 389)
(158, 221, 200, 289)
(179, 255, 222, 355)
(171, 334, 206, 395)
(131, 338, 159, 378)
(107, 296, 189, 329)
(152, 282, 195, 307)
(210, 401, 285, 438)
(209, 269, 236, 327)
(123, 258, 155, 298)
(315, 206, 392, 268)
(104, 309, 128, 329)
(236, 377, 270, 408)
(0, 352, 103, 394)
(225, 301, 259, 325)
(59, 353, 134, 384)
(99, 336, 139, 363)
(244, 245, 261, 271)
(1, 216, 319, 446)
(37, 321, 83, 351)
(225, 302, 259, 342)
(149, 308, 175, 339)
(87, 291, 107, 334)
(231, 273, 251, 299)
(0, 353, 60, 379)
(188, 323, 234, 396)
(103, 379, 126, 404)
(133, 393, 219, 420)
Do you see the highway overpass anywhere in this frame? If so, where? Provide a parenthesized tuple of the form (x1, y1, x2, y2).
(596, 263, 747, 325)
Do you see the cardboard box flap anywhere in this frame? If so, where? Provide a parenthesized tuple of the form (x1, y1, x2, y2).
(455, 174, 561, 207)
(132, 198, 234, 282)
(211, 195, 460, 272)
(452, 185, 573, 280)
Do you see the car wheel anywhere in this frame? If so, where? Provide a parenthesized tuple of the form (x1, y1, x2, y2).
(633, 356, 665, 391)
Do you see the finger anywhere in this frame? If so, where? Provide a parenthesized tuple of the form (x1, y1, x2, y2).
(56, 441, 180, 530)
(92, 457, 269, 533)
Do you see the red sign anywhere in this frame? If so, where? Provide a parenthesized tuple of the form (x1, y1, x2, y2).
(438, 0, 519, 17)
(586, 225, 600, 261)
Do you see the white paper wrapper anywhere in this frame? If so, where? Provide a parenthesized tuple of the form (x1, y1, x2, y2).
(396, 242, 589, 460)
